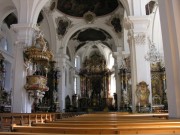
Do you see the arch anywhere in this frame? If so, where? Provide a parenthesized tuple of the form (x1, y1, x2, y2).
(76, 42, 111, 64)
(61, 22, 120, 54)
(119, 0, 131, 16)
(42, 11, 57, 55)
(0, 7, 16, 26)
(12, 0, 49, 24)
(32, 0, 49, 23)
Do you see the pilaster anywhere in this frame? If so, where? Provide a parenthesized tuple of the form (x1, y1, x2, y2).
(11, 24, 36, 113)
(113, 48, 123, 111)
(56, 54, 68, 112)
(124, 16, 152, 112)
(132, 0, 147, 16)
(159, 0, 180, 118)
(11, 24, 37, 46)
(10, 0, 49, 113)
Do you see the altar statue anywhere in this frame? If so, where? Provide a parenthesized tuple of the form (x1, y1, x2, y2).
(136, 81, 150, 107)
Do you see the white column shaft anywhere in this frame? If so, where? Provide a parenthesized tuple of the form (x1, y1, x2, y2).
(159, 0, 180, 118)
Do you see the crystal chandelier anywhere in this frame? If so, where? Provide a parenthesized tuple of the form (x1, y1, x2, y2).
(145, 40, 162, 63)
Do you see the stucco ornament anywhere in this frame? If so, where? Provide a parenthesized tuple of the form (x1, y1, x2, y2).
(83, 11, 96, 24)
(107, 14, 123, 38)
(56, 16, 72, 39)
(134, 33, 146, 45)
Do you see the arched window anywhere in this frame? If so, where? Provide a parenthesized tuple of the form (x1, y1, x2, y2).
(108, 53, 114, 69)
(74, 77, 77, 94)
(0, 12, 15, 99)
(0, 38, 8, 51)
(75, 56, 80, 69)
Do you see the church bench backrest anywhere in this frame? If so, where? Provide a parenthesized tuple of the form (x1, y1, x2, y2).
(12, 126, 119, 134)
(12, 124, 180, 134)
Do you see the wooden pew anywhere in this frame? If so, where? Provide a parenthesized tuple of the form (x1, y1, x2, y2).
(0, 132, 69, 135)
(56, 113, 168, 122)
(11, 124, 180, 134)
(12, 126, 119, 134)
(32, 121, 180, 128)
(10, 112, 175, 134)
(0, 112, 83, 131)
(119, 126, 180, 134)
(48, 117, 170, 124)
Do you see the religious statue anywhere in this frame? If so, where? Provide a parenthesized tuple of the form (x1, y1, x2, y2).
(136, 81, 150, 107)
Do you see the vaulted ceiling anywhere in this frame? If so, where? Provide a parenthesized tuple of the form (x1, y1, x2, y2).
(0, 0, 125, 67)
(55, 0, 125, 64)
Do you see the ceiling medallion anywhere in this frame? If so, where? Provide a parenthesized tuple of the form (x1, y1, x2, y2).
(83, 11, 96, 24)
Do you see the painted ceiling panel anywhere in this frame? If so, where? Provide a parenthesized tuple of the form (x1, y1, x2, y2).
(57, 0, 119, 17)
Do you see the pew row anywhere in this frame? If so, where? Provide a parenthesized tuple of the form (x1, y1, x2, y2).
(1, 132, 174, 135)
(11, 125, 180, 134)
(0, 112, 84, 131)
(32, 121, 180, 128)
(0, 132, 76, 135)
(12, 126, 119, 134)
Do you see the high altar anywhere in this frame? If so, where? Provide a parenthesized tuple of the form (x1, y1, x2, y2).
(78, 53, 115, 111)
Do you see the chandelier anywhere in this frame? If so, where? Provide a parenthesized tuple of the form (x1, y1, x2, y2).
(145, 40, 162, 63)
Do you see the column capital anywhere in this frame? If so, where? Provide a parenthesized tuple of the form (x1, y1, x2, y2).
(11, 23, 38, 47)
(55, 53, 69, 69)
(124, 16, 150, 45)
(124, 16, 150, 32)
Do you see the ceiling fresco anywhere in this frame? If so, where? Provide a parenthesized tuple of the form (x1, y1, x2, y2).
(57, 0, 120, 17)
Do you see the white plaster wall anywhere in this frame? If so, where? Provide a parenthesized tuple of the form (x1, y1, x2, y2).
(123, 11, 130, 54)
(39, 13, 51, 49)
(172, 1, 180, 48)
(152, 7, 164, 56)
(158, 0, 180, 118)
(0, 18, 16, 108)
